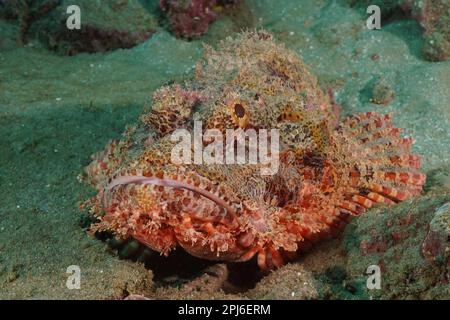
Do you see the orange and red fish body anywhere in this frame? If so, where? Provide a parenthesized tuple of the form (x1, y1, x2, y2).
(82, 31, 425, 270)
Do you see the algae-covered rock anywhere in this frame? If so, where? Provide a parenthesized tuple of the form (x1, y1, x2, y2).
(0, 19, 18, 50)
(1, 0, 158, 54)
(159, 0, 244, 39)
(344, 191, 450, 299)
(0, 0, 59, 45)
(35, 0, 158, 55)
(423, 32, 450, 62)
(348, 0, 450, 61)
(422, 202, 450, 266)
(160, 0, 219, 39)
(371, 77, 395, 105)
(346, 0, 405, 16)
(417, 0, 450, 61)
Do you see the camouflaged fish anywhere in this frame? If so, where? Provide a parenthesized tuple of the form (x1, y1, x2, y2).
(81, 31, 425, 270)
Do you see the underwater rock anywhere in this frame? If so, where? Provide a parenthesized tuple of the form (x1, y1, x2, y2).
(247, 264, 319, 299)
(0, 20, 18, 50)
(425, 166, 450, 193)
(160, 0, 218, 38)
(411, 0, 450, 62)
(349, 0, 450, 61)
(107, 262, 154, 299)
(370, 78, 395, 105)
(3, 0, 158, 54)
(344, 192, 450, 299)
(347, 0, 404, 16)
(423, 32, 450, 62)
(422, 202, 450, 266)
(0, 0, 59, 45)
(0, 0, 15, 19)
(160, 0, 241, 39)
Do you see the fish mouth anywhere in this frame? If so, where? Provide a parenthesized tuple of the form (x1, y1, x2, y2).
(104, 174, 239, 222)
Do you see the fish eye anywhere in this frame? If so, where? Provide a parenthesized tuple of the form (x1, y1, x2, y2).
(234, 103, 246, 118)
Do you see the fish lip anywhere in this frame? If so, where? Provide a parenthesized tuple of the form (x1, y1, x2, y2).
(104, 174, 239, 222)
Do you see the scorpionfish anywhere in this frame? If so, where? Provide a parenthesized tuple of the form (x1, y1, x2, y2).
(82, 31, 426, 270)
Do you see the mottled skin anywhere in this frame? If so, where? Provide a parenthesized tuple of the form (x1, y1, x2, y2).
(82, 31, 425, 270)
